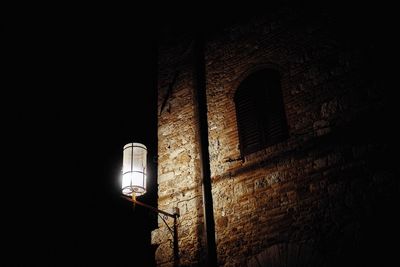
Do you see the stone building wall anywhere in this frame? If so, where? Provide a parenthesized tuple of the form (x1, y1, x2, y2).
(152, 4, 398, 267)
(151, 39, 207, 266)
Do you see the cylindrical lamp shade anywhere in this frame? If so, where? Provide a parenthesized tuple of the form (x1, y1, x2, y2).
(122, 143, 147, 197)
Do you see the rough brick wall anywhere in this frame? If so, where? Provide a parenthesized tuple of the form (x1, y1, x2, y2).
(152, 4, 398, 267)
(151, 39, 207, 266)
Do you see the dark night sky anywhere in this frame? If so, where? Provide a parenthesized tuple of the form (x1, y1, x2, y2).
(4, 4, 161, 266)
(3, 2, 397, 266)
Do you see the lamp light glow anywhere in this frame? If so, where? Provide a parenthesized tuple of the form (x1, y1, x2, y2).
(122, 142, 147, 196)
(120, 142, 180, 265)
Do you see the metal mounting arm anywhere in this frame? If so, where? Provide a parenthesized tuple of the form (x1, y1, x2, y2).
(121, 195, 180, 266)
(121, 195, 179, 219)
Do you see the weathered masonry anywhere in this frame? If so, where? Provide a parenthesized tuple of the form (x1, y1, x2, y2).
(151, 4, 398, 267)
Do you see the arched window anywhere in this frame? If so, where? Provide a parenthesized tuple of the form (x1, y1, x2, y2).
(234, 68, 288, 156)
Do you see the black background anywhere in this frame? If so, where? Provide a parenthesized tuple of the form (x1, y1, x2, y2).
(4, 4, 160, 266)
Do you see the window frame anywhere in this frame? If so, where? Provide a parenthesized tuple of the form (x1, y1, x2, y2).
(234, 68, 288, 156)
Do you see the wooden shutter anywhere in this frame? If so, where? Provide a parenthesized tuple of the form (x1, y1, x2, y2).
(235, 68, 288, 156)
(235, 88, 263, 155)
(263, 76, 288, 145)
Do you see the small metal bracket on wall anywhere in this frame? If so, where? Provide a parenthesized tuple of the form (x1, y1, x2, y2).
(224, 156, 244, 163)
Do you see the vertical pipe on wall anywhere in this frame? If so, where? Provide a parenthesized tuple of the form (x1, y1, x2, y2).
(193, 32, 218, 267)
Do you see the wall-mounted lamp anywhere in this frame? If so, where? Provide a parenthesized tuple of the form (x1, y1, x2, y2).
(120, 142, 180, 266)
(122, 143, 147, 197)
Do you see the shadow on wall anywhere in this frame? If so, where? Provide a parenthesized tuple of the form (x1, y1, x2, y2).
(246, 172, 400, 267)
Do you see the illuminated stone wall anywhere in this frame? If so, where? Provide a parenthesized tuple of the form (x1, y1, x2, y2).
(152, 4, 398, 267)
(151, 41, 207, 266)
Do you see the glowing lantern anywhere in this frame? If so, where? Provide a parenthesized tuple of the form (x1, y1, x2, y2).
(122, 143, 147, 197)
